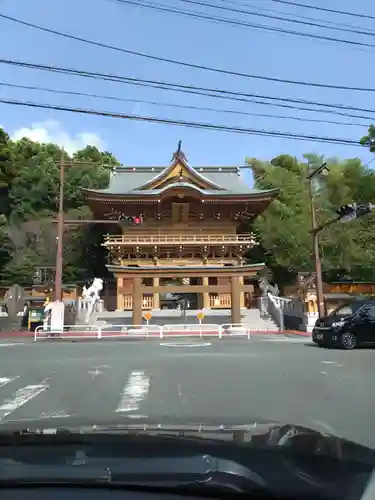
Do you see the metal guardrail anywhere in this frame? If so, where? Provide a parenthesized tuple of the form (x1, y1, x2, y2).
(34, 324, 252, 341)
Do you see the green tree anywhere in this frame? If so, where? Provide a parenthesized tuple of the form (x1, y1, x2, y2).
(248, 153, 375, 286)
(246, 155, 312, 286)
(360, 124, 375, 154)
(0, 129, 118, 285)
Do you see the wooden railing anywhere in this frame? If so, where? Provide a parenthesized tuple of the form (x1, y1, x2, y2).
(104, 233, 257, 245)
(123, 295, 154, 310)
(122, 294, 231, 310)
(210, 294, 231, 308)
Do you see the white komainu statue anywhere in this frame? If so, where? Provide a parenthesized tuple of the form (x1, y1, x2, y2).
(81, 278, 103, 323)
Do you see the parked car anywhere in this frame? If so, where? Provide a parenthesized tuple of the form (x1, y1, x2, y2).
(312, 298, 375, 349)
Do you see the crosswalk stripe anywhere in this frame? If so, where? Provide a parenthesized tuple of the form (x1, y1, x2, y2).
(116, 371, 150, 413)
(0, 377, 18, 388)
(0, 383, 49, 420)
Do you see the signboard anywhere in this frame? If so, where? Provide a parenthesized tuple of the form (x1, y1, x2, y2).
(197, 311, 204, 321)
(143, 311, 152, 322)
(50, 301, 65, 333)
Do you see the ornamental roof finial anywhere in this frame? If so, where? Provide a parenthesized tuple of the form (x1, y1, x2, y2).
(171, 140, 187, 163)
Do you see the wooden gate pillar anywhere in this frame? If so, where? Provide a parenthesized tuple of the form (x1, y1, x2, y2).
(132, 277, 142, 326)
(231, 276, 241, 324)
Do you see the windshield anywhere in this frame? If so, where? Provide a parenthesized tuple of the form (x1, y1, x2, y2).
(330, 302, 364, 317)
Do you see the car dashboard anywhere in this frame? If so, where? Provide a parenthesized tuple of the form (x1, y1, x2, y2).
(0, 431, 374, 500)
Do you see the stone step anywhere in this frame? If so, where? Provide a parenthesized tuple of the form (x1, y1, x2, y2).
(89, 307, 280, 331)
(241, 310, 279, 330)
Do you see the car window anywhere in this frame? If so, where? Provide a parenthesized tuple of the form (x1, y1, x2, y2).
(356, 303, 375, 320)
(357, 304, 375, 319)
(352, 301, 365, 313)
(369, 305, 375, 319)
(331, 300, 371, 316)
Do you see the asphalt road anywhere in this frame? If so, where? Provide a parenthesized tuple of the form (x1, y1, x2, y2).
(0, 335, 373, 448)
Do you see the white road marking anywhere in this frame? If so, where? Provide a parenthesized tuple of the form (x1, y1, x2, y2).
(177, 383, 188, 409)
(260, 338, 287, 342)
(283, 337, 309, 342)
(0, 382, 49, 420)
(0, 343, 26, 347)
(160, 342, 212, 347)
(322, 361, 343, 367)
(261, 337, 309, 343)
(115, 371, 150, 413)
(38, 411, 70, 419)
(0, 377, 19, 388)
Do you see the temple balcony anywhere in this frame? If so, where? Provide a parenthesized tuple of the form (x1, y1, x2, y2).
(103, 233, 258, 247)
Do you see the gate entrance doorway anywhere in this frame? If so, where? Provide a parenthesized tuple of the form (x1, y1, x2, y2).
(159, 277, 201, 310)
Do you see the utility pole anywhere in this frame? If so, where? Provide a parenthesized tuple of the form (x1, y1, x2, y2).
(307, 163, 328, 319)
(51, 159, 143, 300)
(54, 149, 65, 302)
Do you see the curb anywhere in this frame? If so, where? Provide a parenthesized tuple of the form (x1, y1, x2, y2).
(0, 332, 34, 338)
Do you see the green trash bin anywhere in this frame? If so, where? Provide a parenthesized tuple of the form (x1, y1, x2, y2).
(28, 305, 45, 332)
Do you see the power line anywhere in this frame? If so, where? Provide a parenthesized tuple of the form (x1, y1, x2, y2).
(271, 0, 375, 21)
(1, 81, 368, 127)
(364, 157, 375, 167)
(0, 97, 362, 146)
(2, 11, 375, 91)
(177, 0, 375, 37)
(109, 0, 375, 49)
(225, 0, 375, 32)
(3, 58, 375, 120)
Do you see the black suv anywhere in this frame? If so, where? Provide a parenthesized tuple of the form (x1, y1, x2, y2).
(312, 298, 375, 349)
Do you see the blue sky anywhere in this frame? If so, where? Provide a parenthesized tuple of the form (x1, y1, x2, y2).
(1, 0, 375, 180)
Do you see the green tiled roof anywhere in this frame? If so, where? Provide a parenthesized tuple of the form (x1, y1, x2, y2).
(84, 165, 276, 197)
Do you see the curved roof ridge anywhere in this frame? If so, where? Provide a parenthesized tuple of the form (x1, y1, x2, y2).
(136, 153, 224, 191)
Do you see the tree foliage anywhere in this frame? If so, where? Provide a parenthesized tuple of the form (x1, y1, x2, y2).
(0, 128, 116, 285)
(0, 123, 374, 289)
(247, 138, 375, 285)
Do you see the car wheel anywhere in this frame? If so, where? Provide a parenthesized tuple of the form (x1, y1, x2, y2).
(340, 332, 357, 350)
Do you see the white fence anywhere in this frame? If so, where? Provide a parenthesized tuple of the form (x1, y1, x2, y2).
(219, 324, 251, 340)
(34, 324, 99, 342)
(98, 324, 162, 339)
(34, 323, 253, 341)
(160, 324, 220, 338)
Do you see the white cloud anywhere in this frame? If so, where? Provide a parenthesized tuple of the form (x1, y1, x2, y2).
(11, 120, 105, 155)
